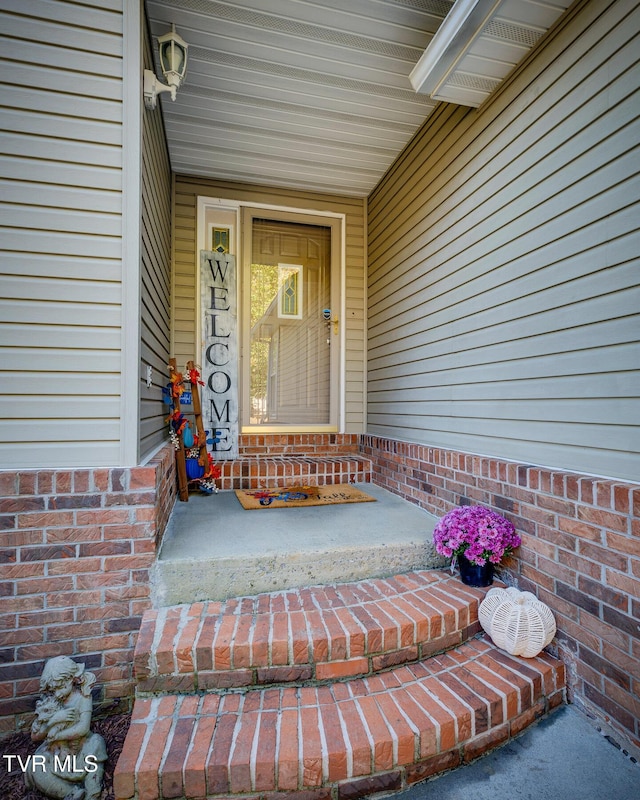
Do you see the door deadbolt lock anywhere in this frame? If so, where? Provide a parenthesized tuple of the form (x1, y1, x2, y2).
(322, 309, 338, 335)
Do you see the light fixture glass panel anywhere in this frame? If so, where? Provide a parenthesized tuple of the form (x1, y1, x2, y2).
(160, 40, 184, 75)
(157, 27, 188, 82)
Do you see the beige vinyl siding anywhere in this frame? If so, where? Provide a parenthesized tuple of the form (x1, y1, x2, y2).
(139, 19, 172, 460)
(0, 0, 126, 468)
(173, 176, 367, 431)
(367, 0, 640, 482)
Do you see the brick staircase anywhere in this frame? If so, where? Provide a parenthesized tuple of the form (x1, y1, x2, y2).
(114, 570, 565, 800)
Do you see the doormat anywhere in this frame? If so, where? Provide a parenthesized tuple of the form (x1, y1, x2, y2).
(234, 483, 376, 509)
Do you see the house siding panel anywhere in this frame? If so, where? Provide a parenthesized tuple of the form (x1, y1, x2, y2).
(139, 18, 172, 460)
(367, 0, 640, 482)
(0, 0, 126, 468)
(172, 176, 367, 431)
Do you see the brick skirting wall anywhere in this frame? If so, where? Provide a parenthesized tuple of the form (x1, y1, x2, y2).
(0, 444, 176, 735)
(360, 434, 640, 753)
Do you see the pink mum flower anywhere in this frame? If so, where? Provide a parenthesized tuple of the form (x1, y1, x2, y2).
(433, 505, 521, 566)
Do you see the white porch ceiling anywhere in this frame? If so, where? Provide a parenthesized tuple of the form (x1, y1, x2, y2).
(145, 0, 572, 197)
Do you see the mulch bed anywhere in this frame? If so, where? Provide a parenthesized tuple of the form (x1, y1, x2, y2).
(0, 713, 131, 800)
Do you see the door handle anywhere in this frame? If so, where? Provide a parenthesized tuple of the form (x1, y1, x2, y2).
(323, 310, 338, 335)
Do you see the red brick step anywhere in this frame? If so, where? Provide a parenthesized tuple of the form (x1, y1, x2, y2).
(134, 571, 488, 693)
(214, 433, 371, 490)
(218, 454, 372, 490)
(114, 637, 565, 800)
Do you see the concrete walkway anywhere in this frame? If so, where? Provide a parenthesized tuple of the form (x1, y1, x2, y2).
(395, 705, 639, 800)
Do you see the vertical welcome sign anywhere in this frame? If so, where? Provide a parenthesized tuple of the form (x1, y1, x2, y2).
(200, 250, 238, 459)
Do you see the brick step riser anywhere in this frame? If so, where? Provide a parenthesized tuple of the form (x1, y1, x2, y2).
(136, 624, 481, 694)
(131, 698, 565, 800)
(134, 573, 489, 694)
(113, 639, 566, 800)
(217, 456, 372, 491)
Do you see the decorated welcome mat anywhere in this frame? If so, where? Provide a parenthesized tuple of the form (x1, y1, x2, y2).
(234, 483, 376, 510)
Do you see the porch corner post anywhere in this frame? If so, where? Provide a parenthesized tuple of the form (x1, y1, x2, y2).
(120, 0, 143, 466)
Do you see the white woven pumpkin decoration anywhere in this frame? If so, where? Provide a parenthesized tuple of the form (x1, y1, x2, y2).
(479, 587, 556, 658)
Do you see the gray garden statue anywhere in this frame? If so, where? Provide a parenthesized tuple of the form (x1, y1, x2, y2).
(25, 656, 107, 800)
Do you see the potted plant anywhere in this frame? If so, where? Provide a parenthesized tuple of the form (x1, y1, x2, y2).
(433, 505, 521, 586)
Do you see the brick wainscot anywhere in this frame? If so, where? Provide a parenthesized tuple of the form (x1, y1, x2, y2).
(361, 435, 640, 754)
(0, 444, 176, 736)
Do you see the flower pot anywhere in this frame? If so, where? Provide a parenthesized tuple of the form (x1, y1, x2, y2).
(458, 553, 494, 587)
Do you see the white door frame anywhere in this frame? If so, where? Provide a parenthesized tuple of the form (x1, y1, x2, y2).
(196, 196, 346, 433)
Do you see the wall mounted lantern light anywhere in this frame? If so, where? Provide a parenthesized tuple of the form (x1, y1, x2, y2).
(143, 24, 189, 111)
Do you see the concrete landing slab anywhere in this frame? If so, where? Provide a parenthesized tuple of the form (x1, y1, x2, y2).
(153, 483, 445, 605)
